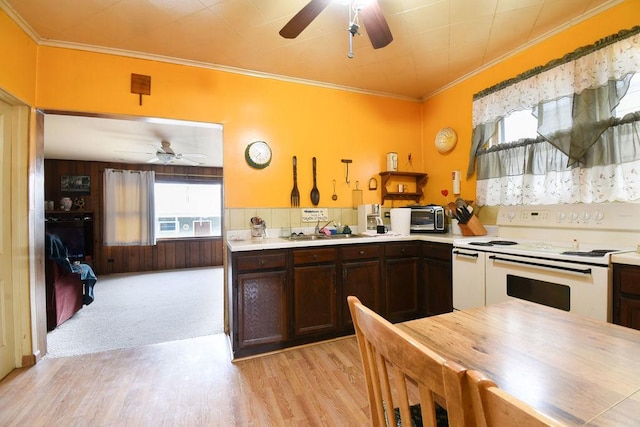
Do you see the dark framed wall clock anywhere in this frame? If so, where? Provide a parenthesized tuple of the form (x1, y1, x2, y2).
(245, 140, 272, 169)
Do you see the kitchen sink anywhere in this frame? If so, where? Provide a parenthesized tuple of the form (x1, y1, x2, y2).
(283, 233, 365, 241)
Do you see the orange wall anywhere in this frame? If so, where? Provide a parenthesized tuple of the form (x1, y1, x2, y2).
(3, 2, 639, 209)
(0, 9, 37, 104)
(421, 0, 640, 205)
(35, 47, 423, 208)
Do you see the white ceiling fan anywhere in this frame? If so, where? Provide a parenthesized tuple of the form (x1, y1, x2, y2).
(147, 140, 207, 166)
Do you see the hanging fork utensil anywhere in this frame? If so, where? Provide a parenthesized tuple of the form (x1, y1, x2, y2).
(291, 156, 300, 207)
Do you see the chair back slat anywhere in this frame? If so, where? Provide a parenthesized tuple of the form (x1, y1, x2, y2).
(467, 370, 566, 427)
(348, 296, 472, 427)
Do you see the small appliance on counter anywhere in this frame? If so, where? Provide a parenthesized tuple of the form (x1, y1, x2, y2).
(357, 204, 383, 232)
(390, 208, 411, 235)
(409, 205, 447, 233)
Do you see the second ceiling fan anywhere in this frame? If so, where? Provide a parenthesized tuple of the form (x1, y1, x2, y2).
(279, 0, 393, 57)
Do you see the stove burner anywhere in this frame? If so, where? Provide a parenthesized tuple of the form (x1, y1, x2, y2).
(468, 240, 519, 247)
(561, 249, 618, 257)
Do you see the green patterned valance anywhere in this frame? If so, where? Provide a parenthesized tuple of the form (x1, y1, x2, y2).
(473, 25, 640, 101)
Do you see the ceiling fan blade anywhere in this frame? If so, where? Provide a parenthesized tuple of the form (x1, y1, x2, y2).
(359, 1, 393, 49)
(279, 0, 332, 39)
(179, 157, 200, 166)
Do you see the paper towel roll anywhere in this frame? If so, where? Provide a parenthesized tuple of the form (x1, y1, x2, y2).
(390, 208, 411, 235)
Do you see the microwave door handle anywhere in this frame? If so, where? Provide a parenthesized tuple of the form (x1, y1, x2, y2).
(488, 255, 592, 275)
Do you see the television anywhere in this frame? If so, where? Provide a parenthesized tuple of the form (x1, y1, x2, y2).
(46, 222, 87, 261)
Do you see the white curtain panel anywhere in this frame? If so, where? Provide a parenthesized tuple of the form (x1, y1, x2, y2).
(473, 30, 640, 206)
(472, 33, 640, 127)
(103, 168, 156, 246)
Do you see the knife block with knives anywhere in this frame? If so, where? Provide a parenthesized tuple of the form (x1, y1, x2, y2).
(448, 199, 487, 236)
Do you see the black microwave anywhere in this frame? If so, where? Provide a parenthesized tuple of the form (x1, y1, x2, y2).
(410, 205, 446, 233)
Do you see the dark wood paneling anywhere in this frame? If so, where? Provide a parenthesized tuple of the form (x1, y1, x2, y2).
(45, 159, 224, 274)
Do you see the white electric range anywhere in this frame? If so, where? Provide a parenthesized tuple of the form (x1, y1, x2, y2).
(452, 203, 640, 322)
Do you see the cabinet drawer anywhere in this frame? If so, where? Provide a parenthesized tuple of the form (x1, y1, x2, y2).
(422, 242, 452, 262)
(236, 252, 286, 271)
(293, 247, 336, 265)
(342, 244, 381, 261)
(385, 243, 419, 258)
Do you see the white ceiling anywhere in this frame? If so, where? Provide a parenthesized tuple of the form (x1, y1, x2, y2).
(44, 114, 224, 167)
(2, 0, 620, 165)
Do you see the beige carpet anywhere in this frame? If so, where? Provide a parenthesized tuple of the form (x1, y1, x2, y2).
(45, 266, 223, 358)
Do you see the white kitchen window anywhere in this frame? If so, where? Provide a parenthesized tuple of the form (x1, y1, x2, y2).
(154, 181, 222, 239)
(472, 28, 640, 206)
(615, 73, 640, 117)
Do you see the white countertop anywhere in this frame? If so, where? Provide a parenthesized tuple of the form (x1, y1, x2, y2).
(227, 232, 459, 252)
(612, 251, 640, 266)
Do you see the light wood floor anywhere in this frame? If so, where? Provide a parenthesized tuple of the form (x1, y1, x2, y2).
(0, 334, 371, 426)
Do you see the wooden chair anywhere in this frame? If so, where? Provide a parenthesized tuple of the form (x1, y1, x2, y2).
(347, 296, 473, 427)
(466, 370, 565, 427)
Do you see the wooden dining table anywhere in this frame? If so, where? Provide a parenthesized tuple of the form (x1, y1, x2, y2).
(397, 300, 640, 426)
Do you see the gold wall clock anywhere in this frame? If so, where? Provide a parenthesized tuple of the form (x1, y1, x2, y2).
(435, 127, 457, 153)
(245, 140, 272, 169)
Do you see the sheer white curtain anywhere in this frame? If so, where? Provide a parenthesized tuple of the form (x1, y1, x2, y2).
(104, 168, 156, 246)
(470, 28, 640, 206)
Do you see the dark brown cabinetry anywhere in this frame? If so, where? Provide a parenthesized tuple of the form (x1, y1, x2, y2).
(292, 247, 338, 337)
(613, 263, 640, 330)
(420, 241, 453, 316)
(341, 244, 382, 328)
(231, 251, 288, 354)
(228, 239, 453, 358)
(384, 242, 420, 322)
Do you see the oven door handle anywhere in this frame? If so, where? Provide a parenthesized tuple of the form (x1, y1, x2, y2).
(488, 255, 592, 275)
(453, 250, 479, 258)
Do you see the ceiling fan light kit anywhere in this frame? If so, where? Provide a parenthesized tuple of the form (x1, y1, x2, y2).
(280, 0, 392, 58)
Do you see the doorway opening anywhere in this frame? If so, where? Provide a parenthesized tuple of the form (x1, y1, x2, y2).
(42, 112, 225, 357)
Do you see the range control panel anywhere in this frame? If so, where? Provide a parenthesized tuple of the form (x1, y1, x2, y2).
(496, 203, 640, 231)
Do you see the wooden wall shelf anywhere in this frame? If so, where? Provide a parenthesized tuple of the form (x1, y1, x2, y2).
(379, 171, 428, 205)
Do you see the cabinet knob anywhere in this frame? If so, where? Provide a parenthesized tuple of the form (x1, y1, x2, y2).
(259, 259, 265, 265)
(313, 254, 318, 259)
(401, 248, 406, 253)
(359, 250, 365, 255)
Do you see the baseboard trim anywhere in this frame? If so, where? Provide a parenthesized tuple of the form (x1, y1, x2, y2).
(22, 351, 38, 367)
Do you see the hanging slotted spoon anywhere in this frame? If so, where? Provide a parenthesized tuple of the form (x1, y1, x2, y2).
(332, 180, 338, 201)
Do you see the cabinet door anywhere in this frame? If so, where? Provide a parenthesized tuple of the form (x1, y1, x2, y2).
(619, 296, 640, 330)
(293, 264, 337, 336)
(237, 270, 287, 348)
(342, 259, 381, 328)
(421, 257, 452, 316)
(385, 256, 419, 322)
(421, 242, 453, 316)
(613, 264, 640, 330)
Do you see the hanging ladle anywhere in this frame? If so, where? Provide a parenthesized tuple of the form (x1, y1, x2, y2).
(332, 180, 338, 201)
